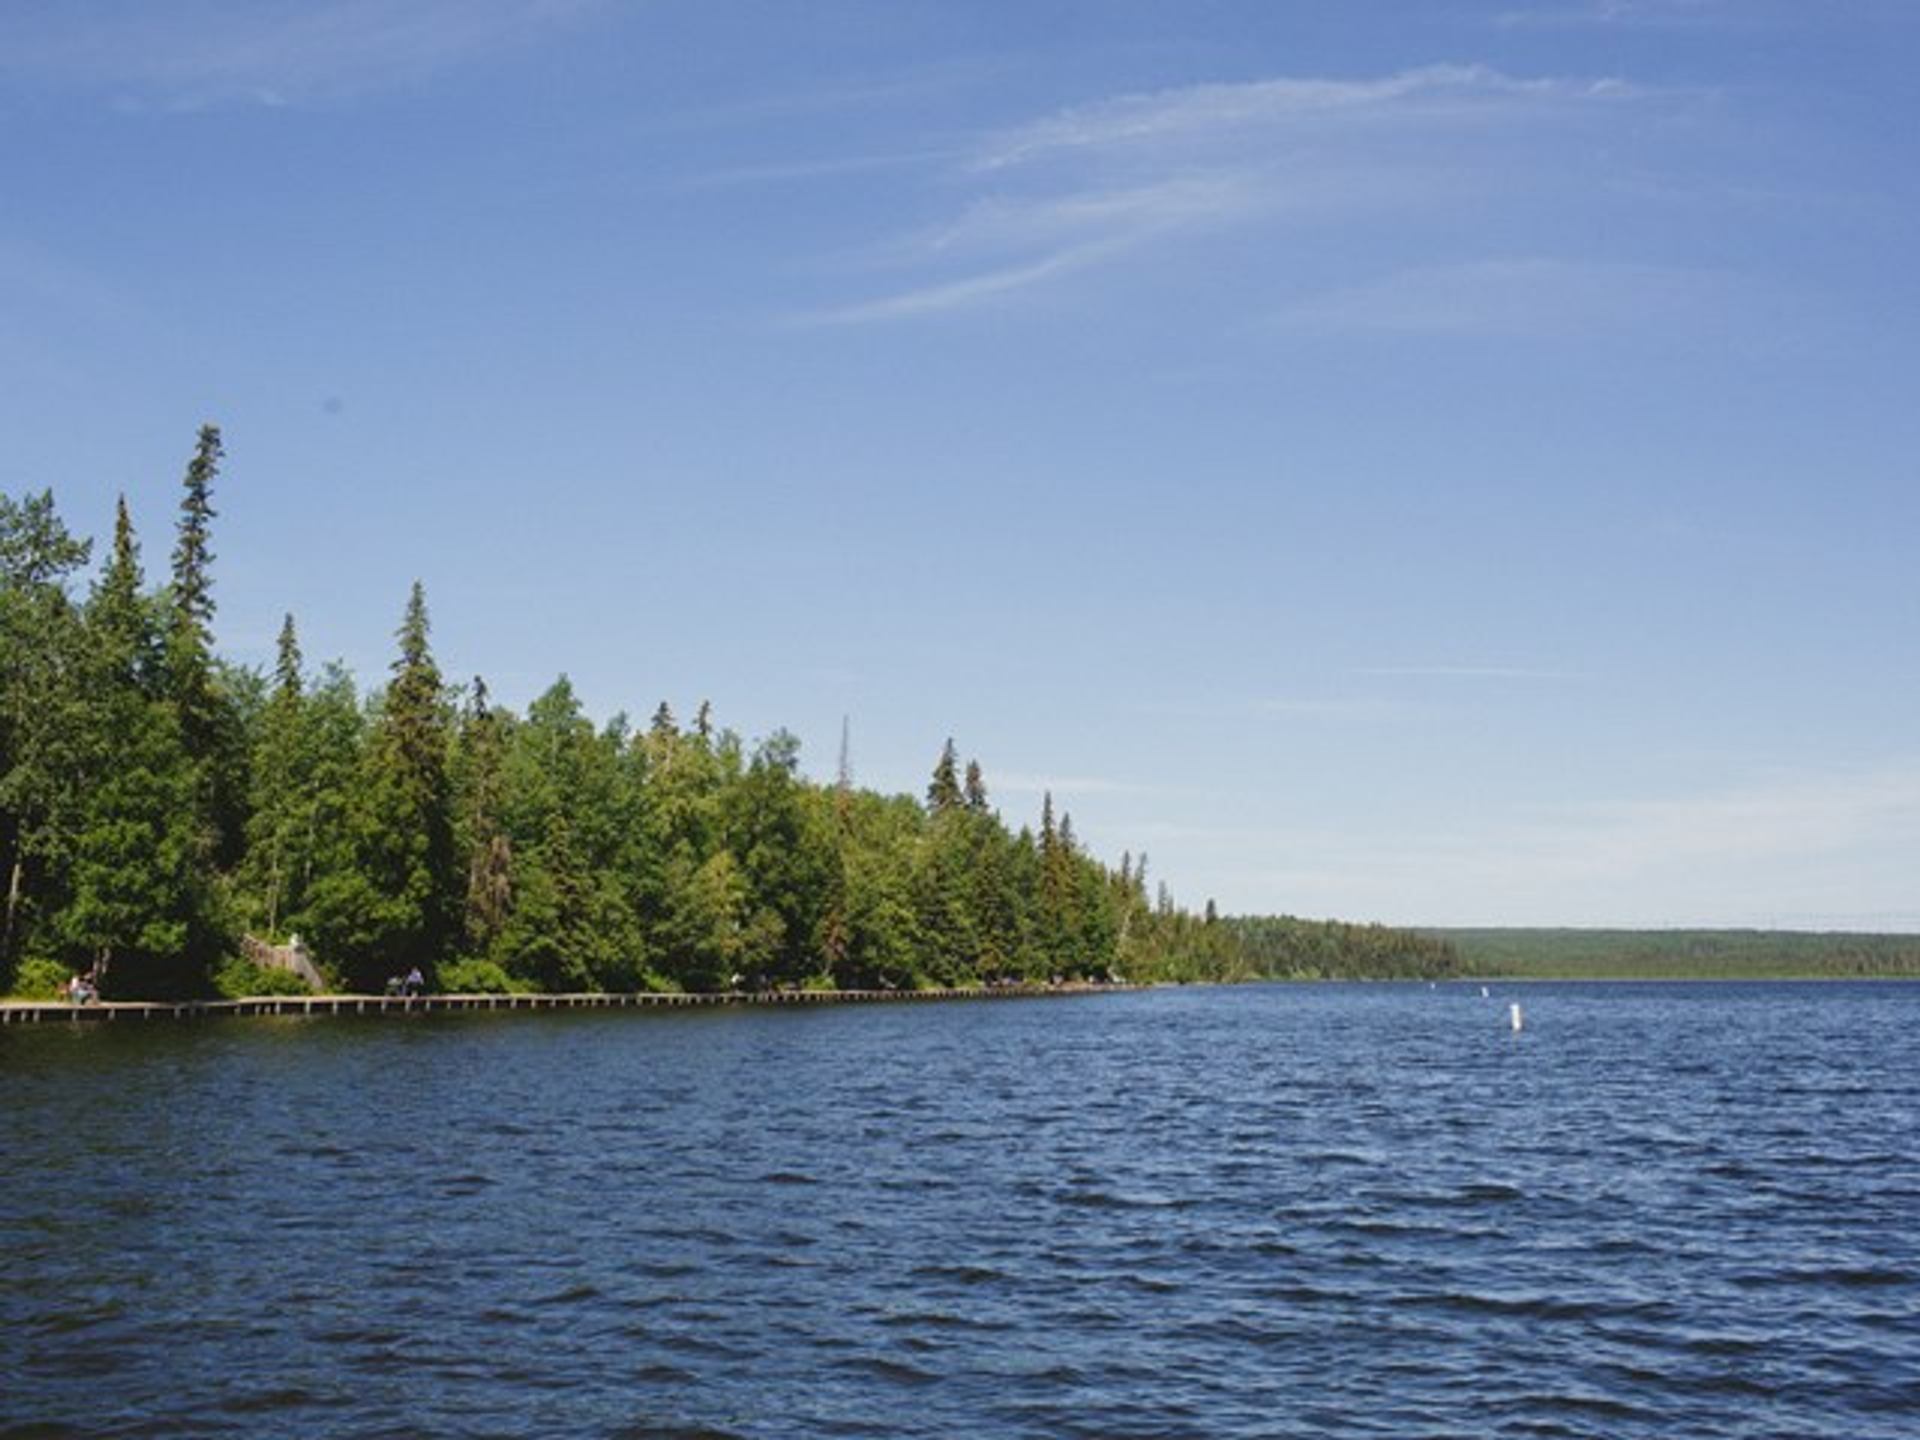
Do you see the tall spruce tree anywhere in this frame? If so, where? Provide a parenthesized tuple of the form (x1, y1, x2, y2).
(1037, 792, 1078, 975)
(455, 677, 513, 957)
(963, 759, 989, 814)
(927, 738, 963, 814)
(310, 583, 457, 989)
(240, 614, 313, 938)
(165, 424, 247, 868)
(967, 808, 1022, 981)
(492, 675, 642, 989)
(63, 500, 208, 995)
(913, 806, 978, 986)
(169, 427, 220, 651)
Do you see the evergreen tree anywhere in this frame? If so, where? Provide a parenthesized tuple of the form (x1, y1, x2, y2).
(63, 501, 208, 995)
(967, 817, 1022, 981)
(492, 675, 643, 990)
(239, 615, 316, 939)
(0, 490, 93, 977)
(496, 809, 595, 991)
(963, 759, 989, 814)
(284, 662, 367, 951)
(454, 677, 513, 957)
(927, 738, 963, 814)
(308, 583, 457, 989)
(913, 807, 978, 985)
(1036, 792, 1075, 973)
(6, 457, 1270, 997)
(164, 424, 246, 867)
(169, 426, 221, 652)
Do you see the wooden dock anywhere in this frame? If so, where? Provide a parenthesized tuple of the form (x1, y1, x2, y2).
(0, 982, 1136, 1025)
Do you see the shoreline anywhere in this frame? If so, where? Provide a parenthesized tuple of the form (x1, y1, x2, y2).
(0, 980, 1142, 1025)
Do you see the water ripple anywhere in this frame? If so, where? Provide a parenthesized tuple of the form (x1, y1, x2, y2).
(5, 984, 1919, 1438)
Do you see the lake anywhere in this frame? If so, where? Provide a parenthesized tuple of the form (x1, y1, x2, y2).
(5, 983, 1917, 1438)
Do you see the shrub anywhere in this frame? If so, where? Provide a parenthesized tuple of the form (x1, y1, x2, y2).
(10, 957, 74, 1000)
(437, 958, 521, 995)
(213, 957, 318, 999)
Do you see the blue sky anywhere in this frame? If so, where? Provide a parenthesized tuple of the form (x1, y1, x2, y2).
(4, 0, 1917, 928)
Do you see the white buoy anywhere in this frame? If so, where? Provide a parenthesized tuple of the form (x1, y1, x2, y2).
(1509, 1001, 1524, 1032)
(1480, 986, 1489, 999)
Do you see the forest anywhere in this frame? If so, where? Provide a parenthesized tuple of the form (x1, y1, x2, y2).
(1224, 916, 1463, 981)
(1433, 928, 1920, 980)
(0, 428, 1456, 1001)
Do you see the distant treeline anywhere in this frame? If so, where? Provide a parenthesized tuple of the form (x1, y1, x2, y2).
(1224, 916, 1464, 980)
(1433, 928, 1920, 979)
(0, 429, 1476, 1001)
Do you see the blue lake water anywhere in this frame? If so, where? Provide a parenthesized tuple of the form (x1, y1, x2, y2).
(4, 982, 1918, 1438)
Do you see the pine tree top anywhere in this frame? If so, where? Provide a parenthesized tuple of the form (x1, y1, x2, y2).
(90, 495, 147, 672)
(963, 758, 989, 813)
(928, 737, 963, 813)
(396, 580, 433, 675)
(170, 424, 222, 639)
(273, 614, 302, 699)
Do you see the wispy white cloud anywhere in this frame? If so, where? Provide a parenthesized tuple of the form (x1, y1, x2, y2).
(0, 0, 598, 110)
(976, 64, 1636, 171)
(801, 176, 1264, 324)
(813, 62, 1668, 324)
(918, 175, 1258, 258)
(796, 242, 1120, 326)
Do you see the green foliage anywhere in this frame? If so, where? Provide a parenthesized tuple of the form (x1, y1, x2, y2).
(436, 957, 523, 994)
(309, 582, 459, 991)
(58, 495, 218, 999)
(164, 426, 249, 871)
(169, 425, 222, 650)
(212, 956, 316, 999)
(453, 677, 513, 954)
(0, 489, 93, 987)
(1225, 916, 1462, 980)
(926, 738, 963, 814)
(9, 956, 73, 1000)
(6, 434, 1431, 999)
